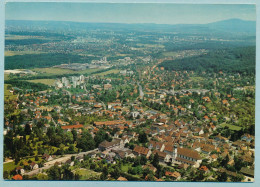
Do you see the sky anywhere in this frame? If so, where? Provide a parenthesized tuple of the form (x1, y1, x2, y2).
(5, 3, 256, 24)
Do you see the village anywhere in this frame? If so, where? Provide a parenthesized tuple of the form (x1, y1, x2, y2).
(4, 61, 255, 182)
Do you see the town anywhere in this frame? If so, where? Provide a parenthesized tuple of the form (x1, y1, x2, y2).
(4, 17, 255, 182)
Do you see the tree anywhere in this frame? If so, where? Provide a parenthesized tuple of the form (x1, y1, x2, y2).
(100, 166, 108, 180)
(147, 173, 155, 181)
(140, 155, 147, 165)
(35, 155, 39, 161)
(152, 153, 159, 168)
(111, 166, 120, 179)
(24, 124, 31, 135)
(48, 165, 61, 180)
(76, 130, 95, 151)
(138, 131, 148, 143)
(217, 172, 227, 182)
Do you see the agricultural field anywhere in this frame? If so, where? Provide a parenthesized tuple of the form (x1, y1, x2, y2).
(27, 79, 56, 86)
(5, 35, 46, 40)
(93, 69, 119, 76)
(32, 67, 101, 76)
(5, 51, 46, 57)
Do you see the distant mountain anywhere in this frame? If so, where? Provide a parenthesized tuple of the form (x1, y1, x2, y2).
(206, 18, 256, 34)
(5, 19, 256, 35)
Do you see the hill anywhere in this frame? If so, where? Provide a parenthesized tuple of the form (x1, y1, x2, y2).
(159, 46, 255, 74)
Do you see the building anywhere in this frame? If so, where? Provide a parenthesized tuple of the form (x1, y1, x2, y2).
(175, 147, 202, 167)
(133, 145, 151, 158)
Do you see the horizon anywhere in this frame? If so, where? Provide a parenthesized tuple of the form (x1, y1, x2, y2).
(5, 3, 256, 25)
(5, 18, 256, 26)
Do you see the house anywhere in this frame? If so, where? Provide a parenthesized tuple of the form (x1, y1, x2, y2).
(117, 176, 128, 181)
(61, 124, 84, 132)
(175, 147, 202, 167)
(148, 141, 165, 152)
(241, 134, 253, 143)
(199, 166, 209, 173)
(153, 150, 171, 163)
(98, 139, 122, 151)
(240, 167, 254, 182)
(16, 166, 25, 175)
(142, 164, 157, 173)
(30, 162, 39, 170)
(12, 174, 23, 180)
(42, 154, 53, 161)
(133, 145, 151, 158)
(201, 144, 215, 154)
(165, 171, 181, 180)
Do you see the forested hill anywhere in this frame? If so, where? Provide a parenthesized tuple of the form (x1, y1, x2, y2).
(159, 46, 255, 74)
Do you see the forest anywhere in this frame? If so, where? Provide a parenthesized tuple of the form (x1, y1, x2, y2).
(159, 46, 256, 74)
(5, 53, 96, 69)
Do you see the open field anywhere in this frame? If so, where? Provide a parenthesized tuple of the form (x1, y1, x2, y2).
(73, 168, 101, 180)
(93, 69, 119, 76)
(4, 84, 17, 100)
(220, 123, 242, 131)
(5, 51, 46, 57)
(27, 79, 56, 86)
(32, 67, 101, 76)
(5, 35, 46, 40)
(3, 162, 16, 173)
(4, 73, 9, 80)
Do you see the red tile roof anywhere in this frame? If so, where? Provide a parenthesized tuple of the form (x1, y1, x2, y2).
(12, 174, 23, 180)
(61, 124, 83, 130)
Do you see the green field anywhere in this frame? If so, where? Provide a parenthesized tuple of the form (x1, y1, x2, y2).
(73, 168, 101, 180)
(3, 161, 16, 173)
(5, 51, 46, 57)
(93, 69, 119, 76)
(190, 76, 205, 82)
(27, 79, 56, 86)
(5, 35, 46, 40)
(4, 84, 17, 101)
(33, 67, 101, 76)
(220, 123, 242, 131)
(4, 73, 9, 80)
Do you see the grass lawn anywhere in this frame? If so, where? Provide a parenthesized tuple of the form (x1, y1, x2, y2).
(121, 163, 132, 172)
(93, 69, 119, 76)
(3, 156, 44, 173)
(4, 84, 17, 101)
(27, 79, 56, 86)
(220, 123, 242, 131)
(3, 162, 16, 173)
(73, 168, 101, 180)
(32, 67, 100, 76)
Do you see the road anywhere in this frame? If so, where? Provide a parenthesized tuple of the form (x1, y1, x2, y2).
(24, 149, 98, 176)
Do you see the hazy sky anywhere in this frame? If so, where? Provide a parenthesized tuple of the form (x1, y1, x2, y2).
(5, 3, 256, 24)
